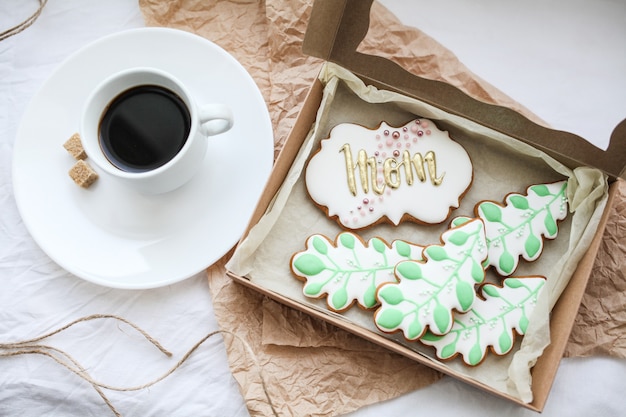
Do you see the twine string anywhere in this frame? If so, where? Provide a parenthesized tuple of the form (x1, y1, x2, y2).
(0, 314, 279, 417)
(0, 0, 49, 42)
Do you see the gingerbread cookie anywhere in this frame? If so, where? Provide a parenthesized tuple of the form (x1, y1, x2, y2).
(374, 218, 487, 338)
(420, 276, 546, 366)
(291, 232, 424, 312)
(476, 181, 568, 276)
(305, 118, 473, 229)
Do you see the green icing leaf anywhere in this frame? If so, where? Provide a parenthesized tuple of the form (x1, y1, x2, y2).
(303, 281, 325, 296)
(339, 233, 355, 249)
(498, 329, 513, 353)
(531, 184, 551, 196)
(468, 342, 484, 366)
(331, 288, 348, 310)
(293, 254, 326, 276)
(471, 259, 484, 283)
(505, 278, 523, 289)
(456, 281, 474, 311)
(378, 286, 404, 305)
(312, 236, 328, 255)
(420, 331, 441, 342)
(395, 240, 411, 257)
(425, 246, 448, 261)
(448, 231, 469, 245)
(433, 303, 451, 334)
(376, 308, 404, 329)
(482, 285, 500, 298)
(544, 210, 557, 236)
(480, 202, 502, 222)
(519, 315, 529, 333)
(407, 319, 423, 340)
(363, 285, 377, 309)
(524, 233, 541, 258)
(509, 195, 529, 210)
(441, 341, 458, 359)
(451, 216, 472, 227)
(499, 250, 515, 275)
(372, 238, 386, 254)
(396, 261, 422, 280)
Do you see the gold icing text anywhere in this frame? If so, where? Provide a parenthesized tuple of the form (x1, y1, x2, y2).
(341, 144, 445, 196)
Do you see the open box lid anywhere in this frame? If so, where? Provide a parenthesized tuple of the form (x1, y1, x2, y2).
(302, 0, 626, 180)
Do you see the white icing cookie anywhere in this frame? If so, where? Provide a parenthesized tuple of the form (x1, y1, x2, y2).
(305, 119, 473, 229)
(290, 232, 424, 312)
(476, 181, 568, 276)
(374, 219, 487, 338)
(420, 276, 546, 366)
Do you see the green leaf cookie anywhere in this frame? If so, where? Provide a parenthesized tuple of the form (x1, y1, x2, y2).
(419, 276, 546, 366)
(374, 219, 488, 338)
(476, 181, 568, 276)
(291, 232, 424, 312)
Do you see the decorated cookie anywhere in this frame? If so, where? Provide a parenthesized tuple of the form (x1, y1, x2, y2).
(476, 181, 568, 276)
(305, 118, 473, 229)
(374, 218, 487, 338)
(420, 276, 546, 366)
(290, 232, 424, 312)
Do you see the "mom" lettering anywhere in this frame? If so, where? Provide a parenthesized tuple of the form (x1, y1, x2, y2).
(340, 143, 445, 196)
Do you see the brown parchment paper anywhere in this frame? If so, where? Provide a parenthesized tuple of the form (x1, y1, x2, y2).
(138, 0, 626, 415)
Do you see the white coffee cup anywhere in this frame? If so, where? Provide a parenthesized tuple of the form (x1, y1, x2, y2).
(80, 67, 233, 194)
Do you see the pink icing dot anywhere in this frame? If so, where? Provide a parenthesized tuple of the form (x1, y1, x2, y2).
(360, 210, 366, 217)
(413, 137, 418, 143)
(410, 125, 419, 133)
(377, 143, 383, 149)
(406, 142, 411, 148)
(385, 139, 393, 147)
(352, 217, 358, 223)
(404, 134, 409, 140)
(381, 151, 387, 158)
(396, 142, 402, 148)
(421, 121, 429, 128)
(375, 134, 381, 140)
(426, 129, 431, 135)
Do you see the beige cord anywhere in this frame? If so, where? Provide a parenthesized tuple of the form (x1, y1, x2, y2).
(0, 0, 49, 41)
(0, 314, 279, 417)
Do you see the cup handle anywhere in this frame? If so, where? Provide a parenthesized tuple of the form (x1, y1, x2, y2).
(198, 104, 234, 136)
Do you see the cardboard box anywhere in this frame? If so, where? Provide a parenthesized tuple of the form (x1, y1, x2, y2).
(226, 0, 626, 411)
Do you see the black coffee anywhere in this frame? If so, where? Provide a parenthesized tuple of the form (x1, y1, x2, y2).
(99, 85, 191, 172)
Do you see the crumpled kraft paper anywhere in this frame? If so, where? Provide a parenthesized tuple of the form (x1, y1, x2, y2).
(138, 0, 626, 415)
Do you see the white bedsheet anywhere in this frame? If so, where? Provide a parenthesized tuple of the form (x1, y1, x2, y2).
(1, 1, 624, 416)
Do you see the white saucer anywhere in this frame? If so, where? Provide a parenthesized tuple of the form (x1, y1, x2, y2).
(12, 28, 274, 289)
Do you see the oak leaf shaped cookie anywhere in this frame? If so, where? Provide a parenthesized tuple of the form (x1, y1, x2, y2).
(476, 181, 568, 276)
(420, 276, 546, 366)
(374, 218, 487, 338)
(291, 233, 424, 312)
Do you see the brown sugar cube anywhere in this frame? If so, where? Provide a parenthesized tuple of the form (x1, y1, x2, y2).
(69, 160, 98, 188)
(63, 133, 87, 160)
